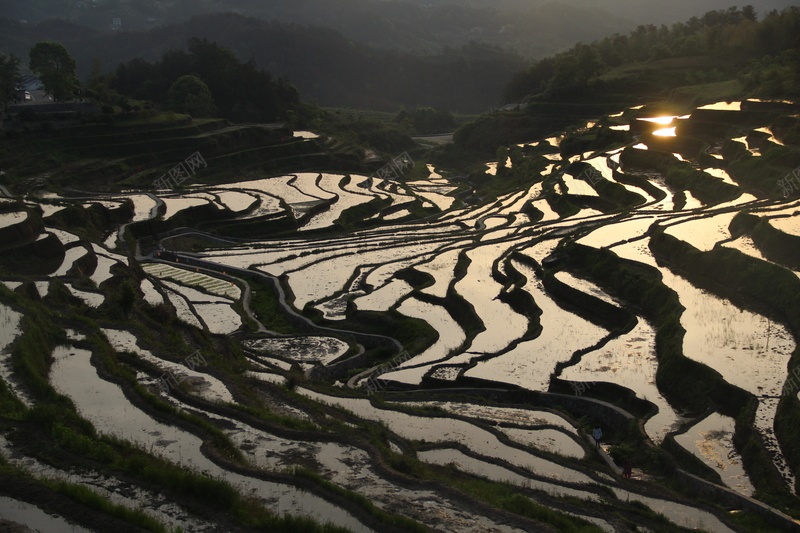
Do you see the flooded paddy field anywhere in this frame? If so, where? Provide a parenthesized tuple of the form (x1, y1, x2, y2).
(2, 100, 799, 532)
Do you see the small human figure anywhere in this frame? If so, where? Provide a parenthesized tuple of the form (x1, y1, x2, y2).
(623, 459, 632, 479)
(592, 426, 603, 449)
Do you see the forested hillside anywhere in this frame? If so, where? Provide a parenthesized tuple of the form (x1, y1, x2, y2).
(0, 13, 524, 113)
(447, 6, 800, 156)
(4, 3, 797, 112)
(505, 6, 800, 102)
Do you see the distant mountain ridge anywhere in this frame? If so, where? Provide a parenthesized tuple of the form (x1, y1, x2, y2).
(1, 1, 797, 112)
(0, 0, 632, 58)
(3, 1, 796, 45)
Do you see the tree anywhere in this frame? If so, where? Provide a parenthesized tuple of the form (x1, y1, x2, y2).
(167, 75, 217, 117)
(86, 58, 113, 104)
(114, 38, 301, 122)
(650, 43, 672, 61)
(0, 53, 21, 110)
(504, 56, 556, 102)
(742, 5, 757, 22)
(574, 44, 605, 85)
(29, 41, 77, 101)
(118, 279, 138, 319)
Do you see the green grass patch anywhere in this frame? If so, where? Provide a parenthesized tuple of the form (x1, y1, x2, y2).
(230, 402, 318, 432)
(294, 467, 429, 532)
(670, 79, 744, 105)
(111, 111, 193, 127)
(47, 480, 168, 533)
(0, 378, 27, 421)
(383, 449, 606, 532)
(248, 280, 299, 334)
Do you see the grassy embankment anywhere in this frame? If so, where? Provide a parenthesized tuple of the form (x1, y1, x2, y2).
(0, 278, 437, 532)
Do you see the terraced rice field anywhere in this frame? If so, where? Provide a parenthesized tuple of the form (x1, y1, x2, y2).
(142, 263, 241, 299)
(2, 100, 799, 531)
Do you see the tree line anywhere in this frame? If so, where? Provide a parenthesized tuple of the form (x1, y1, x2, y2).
(1, 37, 303, 124)
(112, 38, 301, 122)
(1, 41, 79, 108)
(504, 6, 800, 101)
(0, 12, 526, 113)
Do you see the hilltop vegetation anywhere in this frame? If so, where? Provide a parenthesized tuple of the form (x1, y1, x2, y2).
(447, 6, 800, 156)
(505, 6, 800, 102)
(111, 37, 301, 123)
(3, 3, 796, 113)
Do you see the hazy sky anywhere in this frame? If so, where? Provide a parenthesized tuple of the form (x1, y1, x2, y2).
(500, 0, 797, 24)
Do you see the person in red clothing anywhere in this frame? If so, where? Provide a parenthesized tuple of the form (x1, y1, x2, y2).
(623, 460, 632, 479)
